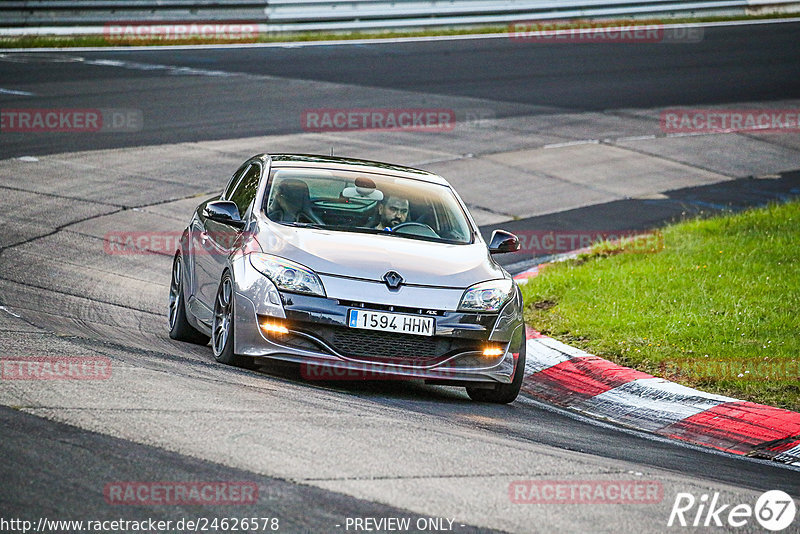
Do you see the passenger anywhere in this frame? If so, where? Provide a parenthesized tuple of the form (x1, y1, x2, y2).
(374, 195, 410, 230)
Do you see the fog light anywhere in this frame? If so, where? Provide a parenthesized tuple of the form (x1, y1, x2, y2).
(260, 321, 289, 335)
(483, 346, 504, 358)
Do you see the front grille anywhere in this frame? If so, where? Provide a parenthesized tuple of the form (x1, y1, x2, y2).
(292, 324, 485, 364)
(332, 329, 439, 362)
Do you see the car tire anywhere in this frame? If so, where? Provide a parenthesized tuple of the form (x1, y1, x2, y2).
(168, 254, 210, 345)
(212, 271, 257, 370)
(466, 341, 526, 404)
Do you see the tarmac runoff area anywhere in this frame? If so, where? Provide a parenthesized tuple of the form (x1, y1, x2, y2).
(0, 100, 799, 531)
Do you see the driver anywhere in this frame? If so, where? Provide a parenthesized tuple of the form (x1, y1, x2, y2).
(375, 195, 410, 230)
(269, 179, 308, 222)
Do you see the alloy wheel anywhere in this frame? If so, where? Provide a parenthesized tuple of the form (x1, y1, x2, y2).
(212, 276, 233, 356)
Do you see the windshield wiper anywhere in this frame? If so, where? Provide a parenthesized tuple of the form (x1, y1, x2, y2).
(281, 222, 326, 229)
(285, 223, 375, 234)
(279, 223, 460, 244)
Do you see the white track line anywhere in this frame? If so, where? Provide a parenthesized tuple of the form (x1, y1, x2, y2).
(0, 306, 22, 318)
(0, 88, 35, 96)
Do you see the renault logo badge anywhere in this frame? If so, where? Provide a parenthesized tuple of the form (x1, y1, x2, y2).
(383, 271, 404, 289)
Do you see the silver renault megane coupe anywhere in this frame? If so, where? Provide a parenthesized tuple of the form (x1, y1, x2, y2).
(168, 154, 526, 403)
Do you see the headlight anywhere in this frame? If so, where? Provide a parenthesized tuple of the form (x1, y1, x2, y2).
(248, 253, 326, 297)
(458, 279, 513, 312)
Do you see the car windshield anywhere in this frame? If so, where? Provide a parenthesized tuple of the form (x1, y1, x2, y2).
(263, 167, 474, 244)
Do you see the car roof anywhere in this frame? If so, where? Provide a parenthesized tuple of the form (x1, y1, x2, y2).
(260, 153, 450, 186)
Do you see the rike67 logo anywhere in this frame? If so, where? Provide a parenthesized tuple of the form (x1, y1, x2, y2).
(668, 490, 796, 531)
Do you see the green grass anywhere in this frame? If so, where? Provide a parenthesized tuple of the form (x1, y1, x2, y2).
(521, 200, 800, 412)
(0, 27, 492, 49)
(0, 13, 794, 48)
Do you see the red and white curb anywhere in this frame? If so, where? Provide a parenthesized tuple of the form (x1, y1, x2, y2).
(514, 262, 800, 466)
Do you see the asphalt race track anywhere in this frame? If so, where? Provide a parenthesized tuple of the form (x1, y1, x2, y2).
(1, 20, 799, 158)
(1, 20, 799, 534)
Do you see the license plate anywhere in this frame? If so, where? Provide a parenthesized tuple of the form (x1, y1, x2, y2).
(347, 309, 435, 337)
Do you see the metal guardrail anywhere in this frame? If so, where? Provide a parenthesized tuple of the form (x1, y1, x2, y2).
(0, 2, 269, 26)
(0, 0, 797, 33)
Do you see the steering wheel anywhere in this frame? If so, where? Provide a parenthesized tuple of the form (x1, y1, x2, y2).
(391, 222, 439, 238)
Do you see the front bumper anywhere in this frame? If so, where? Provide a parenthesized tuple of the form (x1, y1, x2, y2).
(231, 258, 525, 384)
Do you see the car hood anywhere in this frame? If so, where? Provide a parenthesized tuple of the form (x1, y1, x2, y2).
(256, 222, 506, 288)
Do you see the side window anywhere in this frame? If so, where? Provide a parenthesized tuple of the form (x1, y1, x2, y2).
(228, 163, 261, 217)
(223, 165, 248, 200)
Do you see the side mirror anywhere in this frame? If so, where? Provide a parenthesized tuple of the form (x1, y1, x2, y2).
(204, 201, 245, 228)
(488, 230, 520, 254)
